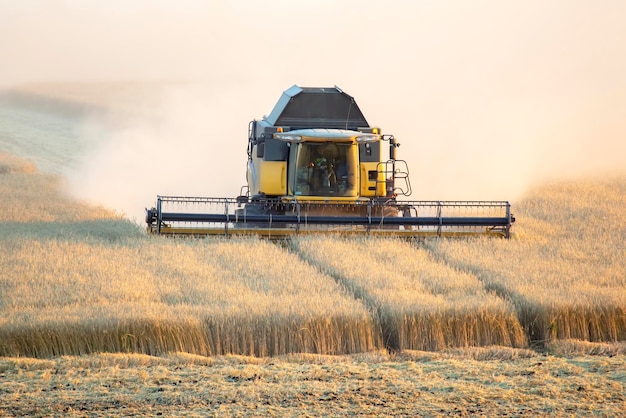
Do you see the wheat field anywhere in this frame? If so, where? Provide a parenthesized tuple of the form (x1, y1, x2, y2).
(1, 90, 626, 414)
(1, 151, 625, 358)
(1, 152, 380, 357)
(290, 237, 527, 351)
(427, 177, 626, 345)
(2, 89, 626, 416)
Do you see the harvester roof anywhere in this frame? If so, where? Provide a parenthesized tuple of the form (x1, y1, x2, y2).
(265, 85, 369, 130)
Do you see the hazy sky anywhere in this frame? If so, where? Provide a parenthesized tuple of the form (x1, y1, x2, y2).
(1, 0, 625, 215)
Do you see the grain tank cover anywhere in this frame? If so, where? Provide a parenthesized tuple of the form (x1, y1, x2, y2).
(265, 85, 369, 130)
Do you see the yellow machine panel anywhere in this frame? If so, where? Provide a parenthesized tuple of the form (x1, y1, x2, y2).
(359, 162, 385, 197)
(257, 161, 286, 196)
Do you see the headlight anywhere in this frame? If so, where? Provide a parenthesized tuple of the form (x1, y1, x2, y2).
(274, 133, 303, 142)
(355, 134, 381, 142)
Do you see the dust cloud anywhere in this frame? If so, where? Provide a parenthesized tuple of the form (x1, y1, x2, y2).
(1, 1, 625, 219)
(69, 84, 252, 222)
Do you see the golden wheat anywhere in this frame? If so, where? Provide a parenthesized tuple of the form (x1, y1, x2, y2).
(290, 236, 527, 351)
(0, 154, 379, 358)
(2, 154, 380, 357)
(427, 176, 626, 345)
(2, 151, 625, 358)
(0, 237, 380, 357)
(0, 153, 122, 225)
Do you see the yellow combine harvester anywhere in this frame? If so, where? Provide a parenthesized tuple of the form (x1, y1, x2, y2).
(146, 85, 514, 238)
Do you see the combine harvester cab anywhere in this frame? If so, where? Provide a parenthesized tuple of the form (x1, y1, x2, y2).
(146, 85, 514, 238)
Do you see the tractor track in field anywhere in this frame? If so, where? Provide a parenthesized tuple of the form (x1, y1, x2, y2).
(285, 240, 401, 353)
(286, 237, 563, 352)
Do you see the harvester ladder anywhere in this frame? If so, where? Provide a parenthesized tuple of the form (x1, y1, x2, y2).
(377, 160, 412, 197)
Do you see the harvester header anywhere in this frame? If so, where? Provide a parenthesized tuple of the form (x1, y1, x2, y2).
(146, 85, 515, 238)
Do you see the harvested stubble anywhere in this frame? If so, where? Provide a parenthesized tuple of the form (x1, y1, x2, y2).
(428, 176, 626, 346)
(290, 237, 527, 351)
